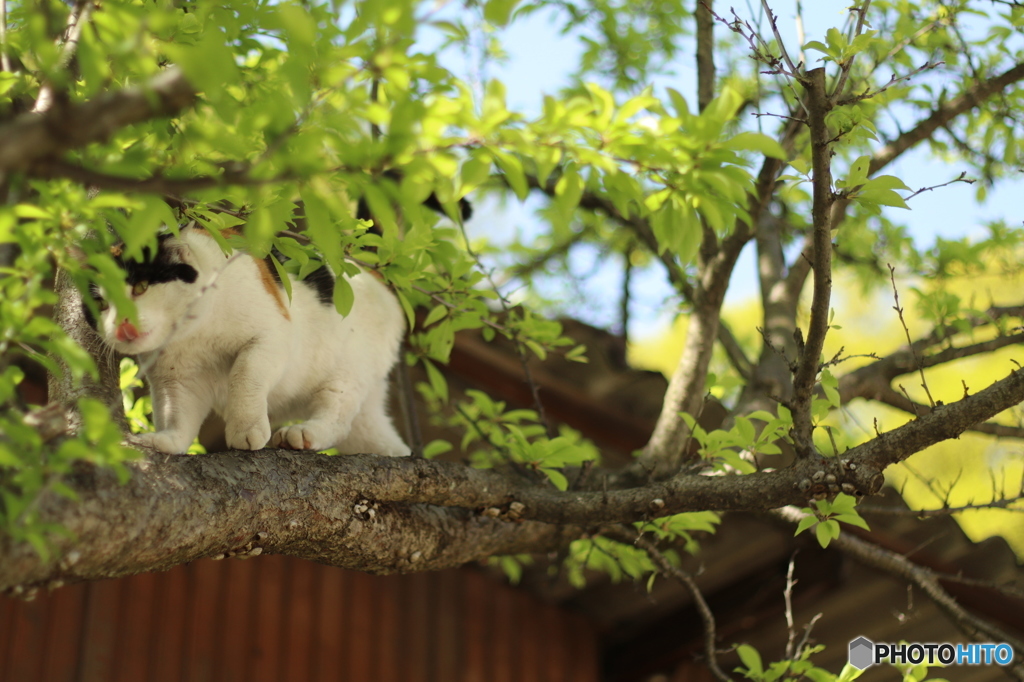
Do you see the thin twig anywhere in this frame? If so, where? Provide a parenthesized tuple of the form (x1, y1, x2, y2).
(455, 217, 556, 437)
(794, 0, 805, 68)
(903, 171, 975, 202)
(836, 60, 944, 106)
(0, 0, 11, 73)
(830, 0, 872, 102)
(758, 0, 800, 76)
(627, 530, 734, 682)
(33, 0, 93, 113)
(888, 264, 936, 408)
(776, 507, 1024, 670)
(858, 495, 1024, 517)
(783, 552, 799, 659)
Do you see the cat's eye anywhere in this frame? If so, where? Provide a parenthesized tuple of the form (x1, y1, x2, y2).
(132, 281, 149, 296)
(97, 299, 109, 311)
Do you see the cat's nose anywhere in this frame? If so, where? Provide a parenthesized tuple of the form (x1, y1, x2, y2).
(116, 320, 141, 342)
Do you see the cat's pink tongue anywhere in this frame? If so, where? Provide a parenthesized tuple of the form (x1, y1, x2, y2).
(116, 321, 140, 343)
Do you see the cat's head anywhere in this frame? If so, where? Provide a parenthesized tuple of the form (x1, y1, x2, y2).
(84, 233, 201, 354)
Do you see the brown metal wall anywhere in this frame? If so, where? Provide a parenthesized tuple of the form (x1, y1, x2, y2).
(0, 555, 599, 682)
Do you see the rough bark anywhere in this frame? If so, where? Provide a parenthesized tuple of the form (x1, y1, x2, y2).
(789, 68, 833, 457)
(48, 269, 127, 433)
(6, 362, 1024, 594)
(0, 67, 194, 173)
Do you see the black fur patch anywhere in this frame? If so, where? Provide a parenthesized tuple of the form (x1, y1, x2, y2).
(301, 264, 335, 306)
(121, 234, 198, 286)
(267, 248, 334, 306)
(264, 252, 284, 284)
(81, 235, 198, 328)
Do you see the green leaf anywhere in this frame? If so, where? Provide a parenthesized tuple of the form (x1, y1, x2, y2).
(834, 513, 870, 531)
(422, 439, 453, 459)
(737, 644, 764, 676)
(815, 522, 833, 548)
(333, 275, 354, 317)
(492, 150, 528, 199)
(423, 359, 449, 403)
(423, 304, 449, 327)
(795, 515, 818, 536)
(483, 0, 520, 27)
(722, 132, 787, 160)
(541, 468, 568, 491)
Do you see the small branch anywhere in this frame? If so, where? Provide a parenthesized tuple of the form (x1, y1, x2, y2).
(871, 385, 1024, 439)
(758, 0, 801, 77)
(869, 60, 1024, 174)
(888, 265, 936, 408)
(835, 61, 944, 107)
(783, 552, 799, 659)
(838, 304, 1024, 404)
(778, 507, 1024, 671)
(33, 0, 94, 113)
(829, 0, 871, 102)
(903, 171, 975, 202)
(858, 496, 1024, 517)
(627, 529, 733, 682)
(522, 173, 754, 380)
(794, 0, 805, 68)
(0, 0, 11, 74)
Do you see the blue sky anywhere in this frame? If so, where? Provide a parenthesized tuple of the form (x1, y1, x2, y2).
(419, 1, 1024, 336)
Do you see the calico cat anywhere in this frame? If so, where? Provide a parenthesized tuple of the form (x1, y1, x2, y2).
(86, 225, 410, 457)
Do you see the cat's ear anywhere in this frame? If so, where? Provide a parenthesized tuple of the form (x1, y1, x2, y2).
(163, 238, 193, 264)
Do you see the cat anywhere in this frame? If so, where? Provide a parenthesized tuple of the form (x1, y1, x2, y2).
(85, 225, 410, 457)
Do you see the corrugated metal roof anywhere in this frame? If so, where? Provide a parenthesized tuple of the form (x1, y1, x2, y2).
(0, 555, 598, 682)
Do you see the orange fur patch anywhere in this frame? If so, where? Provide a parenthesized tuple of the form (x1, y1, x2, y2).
(255, 257, 291, 320)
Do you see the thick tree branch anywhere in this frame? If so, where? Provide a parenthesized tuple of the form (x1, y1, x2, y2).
(9, 364, 1024, 593)
(870, 60, 1024, 175)
(48, 269, 126, 432)
(28, 158, 256, 194)
(0, 67, 195, 173)
(790, 68, 833, 457)
(845, 368, 1024, 472)
(864, 384, 1024, 439)
(0, 451, 581, 594)
(695, 0, 716, 113)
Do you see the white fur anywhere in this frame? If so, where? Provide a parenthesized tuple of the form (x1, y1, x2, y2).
(97, 227, 410, 457)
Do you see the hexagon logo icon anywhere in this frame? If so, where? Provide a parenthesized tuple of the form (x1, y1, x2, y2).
(848, 637, 875, 670)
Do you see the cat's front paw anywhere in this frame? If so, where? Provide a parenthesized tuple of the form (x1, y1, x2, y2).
(226, 418, 272, 450)
(271, 423, 331, 451)
(133, 430, 192, 455)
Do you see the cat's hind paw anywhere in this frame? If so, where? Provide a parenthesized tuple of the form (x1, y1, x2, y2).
(132, 430, 192, 455)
